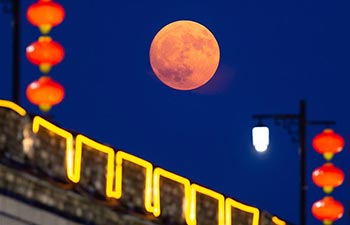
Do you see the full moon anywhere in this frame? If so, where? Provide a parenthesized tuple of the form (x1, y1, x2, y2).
(149, 20, 220, 90)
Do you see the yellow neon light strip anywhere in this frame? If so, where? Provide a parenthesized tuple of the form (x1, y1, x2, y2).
(116, 151, 154, 213)
(153, 167, 193, 225)
(272, 216, 286, 225)
(32, 116, 76, 181)
(32, 115, 154, 211)
(75, 134, 119, 198)
(0, 99, 26, 116)
(23, 100, 268, 224)
(225, 198, 260, 225)
(190, 184, 225, 225)
(32, 117, 118, 197)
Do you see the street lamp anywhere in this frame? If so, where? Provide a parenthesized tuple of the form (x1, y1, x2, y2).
(252, 124, 269, 152)
(251, 100, 335, 225)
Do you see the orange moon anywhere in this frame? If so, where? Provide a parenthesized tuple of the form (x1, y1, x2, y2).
(149, 20, 220, 90)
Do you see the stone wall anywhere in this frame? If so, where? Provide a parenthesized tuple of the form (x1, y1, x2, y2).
(0, 194, 82, 225)
(0, 102, 293, 225)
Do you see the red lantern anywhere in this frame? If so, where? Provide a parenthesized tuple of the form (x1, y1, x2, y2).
(312, 163, 344, 194)
(26, 76, 65, 112)
(312, 129, 344, 161)
(26, 36, 65, 74)
(27, 0, 65, 34)
(312, 197, 344, 225)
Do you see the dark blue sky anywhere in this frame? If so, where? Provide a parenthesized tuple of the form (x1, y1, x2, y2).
(1, 0, 349, 224)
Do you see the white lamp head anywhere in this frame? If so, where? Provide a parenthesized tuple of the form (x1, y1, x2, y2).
(252, 125, 269, 152)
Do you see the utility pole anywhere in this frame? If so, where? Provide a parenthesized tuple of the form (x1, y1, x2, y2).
(252, 100, 335, 225)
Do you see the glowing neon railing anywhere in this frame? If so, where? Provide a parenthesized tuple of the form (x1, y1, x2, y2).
(0, 99, 261, 225)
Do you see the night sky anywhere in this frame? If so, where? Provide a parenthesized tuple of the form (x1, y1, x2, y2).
(1, 0, 350, 224)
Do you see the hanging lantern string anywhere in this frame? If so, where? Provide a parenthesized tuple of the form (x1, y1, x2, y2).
(311, 129, 345, 225)
(25, 0, 65, 113)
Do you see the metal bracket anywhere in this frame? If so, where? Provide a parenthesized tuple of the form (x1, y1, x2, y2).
(253, 114, 336, 145)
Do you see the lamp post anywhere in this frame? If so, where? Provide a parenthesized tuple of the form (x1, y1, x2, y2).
(251, 100, 335, 225)
(0, 0, 20, 104)
(12, 0, 20, 104)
